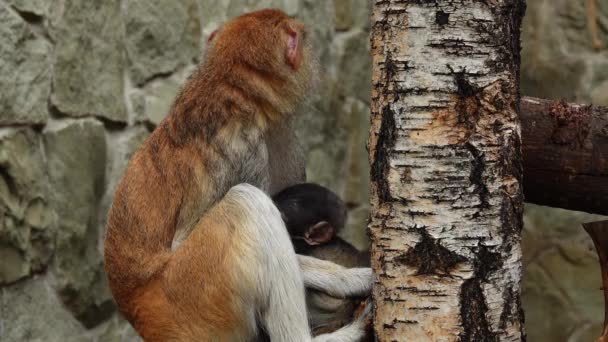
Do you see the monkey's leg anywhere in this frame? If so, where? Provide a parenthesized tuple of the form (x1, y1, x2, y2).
(165, 183, 311, 341)
(167, 184, 370, 341)
(298, 255, 373, 298)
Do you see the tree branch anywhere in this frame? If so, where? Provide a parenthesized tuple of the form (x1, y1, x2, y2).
(521, 97, 608, 215)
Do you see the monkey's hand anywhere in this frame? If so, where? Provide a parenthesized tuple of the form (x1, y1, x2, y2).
(350, 298, 374, 341)
(353, 298, 373, 332)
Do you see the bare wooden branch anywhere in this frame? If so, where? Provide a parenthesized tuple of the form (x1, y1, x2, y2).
(369, 1, 525, 340)
(521, 97, 608, 215)
(582, 220, 608, 342)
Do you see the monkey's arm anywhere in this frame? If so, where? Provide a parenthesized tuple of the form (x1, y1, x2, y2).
(298, 255, 372, 298)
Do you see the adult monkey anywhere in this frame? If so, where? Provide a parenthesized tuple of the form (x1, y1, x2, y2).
(104, 9, 372, 342)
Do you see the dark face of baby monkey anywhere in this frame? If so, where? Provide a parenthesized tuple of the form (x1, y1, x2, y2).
(273, 183, 347, 253)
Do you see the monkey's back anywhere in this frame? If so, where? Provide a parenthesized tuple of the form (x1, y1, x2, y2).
(104, 126, 261, 340)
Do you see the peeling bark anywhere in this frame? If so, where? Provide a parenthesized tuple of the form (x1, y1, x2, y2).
(369, 1, 526, 341)
(521, 97, 608, 216)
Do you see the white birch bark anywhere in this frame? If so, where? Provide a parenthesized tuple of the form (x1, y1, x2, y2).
(368, 1, 526, 341)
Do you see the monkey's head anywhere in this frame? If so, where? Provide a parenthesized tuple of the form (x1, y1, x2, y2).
(204, 9, 317, 119)
(273, 183, 347, 253)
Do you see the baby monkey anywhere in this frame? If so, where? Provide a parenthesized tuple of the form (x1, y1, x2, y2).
(273, 183, 371, 336)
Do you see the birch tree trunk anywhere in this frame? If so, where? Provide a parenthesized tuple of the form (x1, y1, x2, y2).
(368, 1, 526, 341)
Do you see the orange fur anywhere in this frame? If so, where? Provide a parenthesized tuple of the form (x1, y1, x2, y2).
(104, 9, 313, 341)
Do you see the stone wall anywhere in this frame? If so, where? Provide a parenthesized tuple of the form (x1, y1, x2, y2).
(0, 0, 607, 341)
(0, 1, 371, 340)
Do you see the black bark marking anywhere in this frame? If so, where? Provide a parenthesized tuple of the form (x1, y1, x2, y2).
(476, 1, 527, 76)
(508, 0, 527, 85)
(454, 69, 483, 128)
(491, 119, 503, 134)
(498, 133, 523, 240)
(409, 306, 440, 311)
(436, 10, 450, 26)
(499, 194, 523, 244)
(438, 66, 485, 146)
(465, 142, 489, 209)
(371, 50, 399, 203)
(397, 286, 448, 297)
(382, 318, 419, 330)
(499, 286, 525, 332)
(383, 51, 398, 86)
(454, 70, 479, 98)
(382, 323, 397, 330)
(396, 228, 467, 276)
(371, 106, 396, 202)
(459, 246, 503, 342)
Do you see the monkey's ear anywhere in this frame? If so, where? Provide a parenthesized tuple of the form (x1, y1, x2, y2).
(207, 29, 218, 44)
(285, 23, 301, 69)
(303, 221, 334, 246)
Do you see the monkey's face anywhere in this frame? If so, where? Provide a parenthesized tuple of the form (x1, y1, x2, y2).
(205, 9, 317, 115)
(273, 183, 347, 253)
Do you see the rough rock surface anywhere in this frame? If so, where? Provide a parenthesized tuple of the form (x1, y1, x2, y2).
(124, 0, 200, 86)
(49, 0, 127, 122)
(0, 128, 54, 284)
(1, 277, 88, 341)
(521, 0, 608, 106)
(5, 0, 49, 17)
(44, 119, 111, 327)
(0, 3, 51, 125)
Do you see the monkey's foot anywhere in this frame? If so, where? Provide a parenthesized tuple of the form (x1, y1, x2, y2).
(353, 298, 373, 335)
